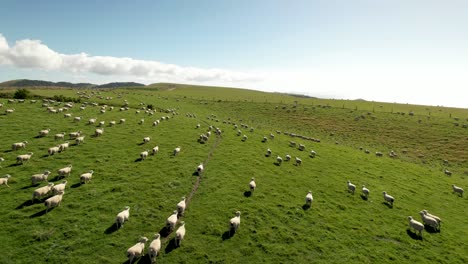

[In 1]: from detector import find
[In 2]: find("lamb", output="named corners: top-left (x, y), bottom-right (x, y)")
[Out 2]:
top-left (80, 170), bottom-right (94, 184)
top-left (175, 221), bottom-right (186, 247)
top-left (266, 148), bottom-right (272, 157)
top-left (48, 146), bottom-right (60, 156)
top-left (55, 132), bottom-right (65, 141)
top-left (452, 184), bottom-right (464, 197)
top-left (419, 211), bottom-right (440, 231)
top-left (166, 210), bottom-right (178, 231)
top-left (197, 163), bottom-right (204, 174)
top-left (140, 150), bottom-right (149, 160)
top-left (69, 131), bottom-right (81, 139)
top-left (58, 164), bottom-right (73, 178)
top-left (116, 206), bottom-right (130, 228)
top-left (45, 192), bottom-right (65, 213)
top-left (177, 196), bottom-right (186, 216)
top-left (39, 129), bottom-right (51, 137)
top-left (94, 128), bottom-right (104, 137)
top-left (362, 185), bottom-right (370, 199)
top-left (12, 141), bottom-right (28, 151)
top-left (421, 210), bottom-right (441, 225)
top-left (16, 152), bottom-right (33, 164)
top-left (249, 177), bottom-right (256, 192)
top-left (126, 237), bottom-right (148, 264)
top-left (75, 136), bottom-right (85, 145)
top-left (148, 234), bottom-right (161, 263)
top-left (408, 216), bottom-right (424, 237)
top-left (152, 146), bottom-right (159, 155)
top-left (229, 211), bottom-right (241, 236)
top-left (52, 180), bottom-right (68, 194)
top-left (32, 182), bottom-right (54, 201)
top-left (0, 174), bottom-right (12, 187)
top-left (295, 157), bottom-right (302, 166)
top-left (347, 180), bottom-right (356, 194)
top-left (382, 191), bottom-right (394, 206)
top-left (305, 191), bottom-right (313, 206)
top-left (173, 146), bottom-right (181, 156)
top-left (58, 142), bottom-right (70, 152)
top-left (31, 170), bottom-right (51, 185)
top-left (285, 154), bottom-right (291, 161)
top-left (143, 137), bottom-right (151, 144)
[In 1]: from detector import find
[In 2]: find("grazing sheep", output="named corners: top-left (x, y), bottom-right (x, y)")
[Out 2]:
top-left (48, 146), bottom-right (60, 156)
top-left (173, 146), bottom-right (181, 156)
top-left (305, 191), bottom-right (313, 206)
top-left (32, 182), bottom-right (54, 201)
top-left (73, 116), bottom-right (82, 122)
top-left (177, 197), bottom-right (186, 216)
top-left (197, 163), bottom-right (204, 174)
top-left (362, 185), bottom-right (370, 198)
top-left (126, 237), bottom-right (148, 264)
top-left (262, 136), bottom-right (268, 142)
top-left (39, 129), bottom-right (51, 137)
top-left (109, 120), bottom-right (116, 126)
top-left (31, 171), bottom-right (51, 185)
top-left (152, 146), bottom-right (159, 155)
top-left (16, 152), bottom-right (33, 164)
top-left (75, 136), bottom-right (85, 145)
top-left (0, 174), bottom-right (12, 187)
top-left (408, 216), bottom-right (424, 237)
top-left (419, 211), bottom-right (440, 231)
top-left (64, 113), bottom-right (72, 118)
top-left (347, 180), bottom-right (356, 194)
top-left (58, 142), bottom-right (70, 152)
top-left (88, 118), bottom-right (97, 125)
top-left (249, 177), bottom-right (256, 192)
top-left (444, 169), bottom-right (452, 176)
top-left (166, 210), bottom-right (178, 231)
top-left (285, 154), bottom-right (291, 161)
top-left (55, 132), bottom-right (65, 141)
top-left (175, 221), bottom-right (186, 247)
top-left (52, 180), bottom-right (67, 194)
top-left (421, 210), bottom-right (442, 225)
top-left (69, 131), bottom-right (81, 139)
top-left (295, 157), bottom-right (302, 166)
top-left (139, 119), bottom-right (144, 125)
top-left (276, 156), bottom-right (283, 165)
top-left (119, 118), bottom-right (126, 124)
top-left (310, 150), bottom-right (316, 158)
top-left (266, 148), bottom-right (272, 157)
top-left (98, 121), bottom-right (105, 127)
top-left (45, 192), bottom-right (65, 213)
top-left (196, 124), bottom-right (200, 129)
top-left (80, 170), bottom-right (94, 184)
top-left (116, 206), bottom-right (130, 228)
top-left (148, 234), bottom-right (161, 263)
top-left (58, 164), bottom-right (73, 178)
top-left (94, 128), bottom-right (104, 137)
top-left (5, 108), bottom-right (15, 114)
top-left (12, 141), bottom-right (28, 151)
top-left (375, 152), bottom-right (383, 157)
top-left (383, 191), bottom-right (394, 206)
top-left (242, 135), bottom-right (248, 141)
top-left (452, 184), bottom-right (464, 197)
top-left (140, 150), bottom-right (149, 160)
top-left (298, 144), bottom-right (305, 151)
top-left (229, 211), bottom-right (241, 235)
top-left (143, 137), bottom-right (151, 144)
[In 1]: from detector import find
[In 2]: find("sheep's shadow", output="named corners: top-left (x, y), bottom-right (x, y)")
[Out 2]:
top-left (302, 204), bottom-right (311, 210)
top-left (192, 171), bottom-right (200, 177)
top-left (222, 230), bottom-right (234, 240)
top-left (273, 162), bottom-right (281, 166)
top-left (244, 191), bottom-right (252, 197)
top-left (16, 200), bottom-right (36, 209)
top-left (360, 194), bottom-right (369, 201)
top-left (164, 238), bottom-right (177, 254)
top-left (34, 135), bottom-right (43, 139)
top-left (424, 225), bottom-right (440, 233)
top-left (7, 163), bottom-right (21, 167)
top-left (49, 175), bottom-right (63, 182)
top-left (137, 142), bottom-right (145, 146)
top-left (21, 185), bottom-right (37, 190)
top-left (264, 154), bottom-right (270, 157)
top-left (104, 223), bottom-right (119, 234)
top-left (41, 154), bottom-right (50, 158)
top-left (3, 149), bottom-right (12, 153)
top-left (406, 229), bottom-right (423, 240)
top-left (70, 182), bottom-right (81, 188)
top-left (30, 209), bottom-right (48, 218)
top-left (134, 158), bottom-right (143, 162)
top-left (159, 226), bottom-right (172, 238)
top-left (136, 255), bottom-right (152, 264)
top-left (382, 202), bottom-right (393, 208)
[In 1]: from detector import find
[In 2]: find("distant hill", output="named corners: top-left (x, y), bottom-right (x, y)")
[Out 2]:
top-left (0, 79), bottom-right (145, 89)
top-left (96, 82), bottom-right (145, 88)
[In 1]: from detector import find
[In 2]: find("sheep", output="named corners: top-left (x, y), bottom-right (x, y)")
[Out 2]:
top-left (75, 136), bottom-right (85, 145)
top-left (12, 141), bottom-right (28, 151)
top-left (52, 180), bottom-right (68, 194)
top-left (229, 211), bottom-right (241, 236)
top-left (98, 121), bottom-right (105, 127)
top-left (119, 118), bottom-right (126, 124)
top-left (32, 182), bottom-right (54, 201)
top-left (197, 163), bottom-right (204, 174)
top-left (45, 192), bottom-right (65, 213)
top-left (298, 144), bottom-right (305, 151)
top-left (48, 146), bottom-right (60, 156)
top-left (73, 116), bottom-right (82, 122)
top-left (31, 171), bottom-right (51, 185)
top-left (175, 221), bottom-right (186, 247)
top-left (88, 118), bottom-right (97, 124)
top-left (0, 157), bottom-right (4, 167)
top-left (80, 170), bottom-right (94, 184)
top-left (58, 142), bottom-right (70, 152)
top-left (347, 180), bottom-right (356, 194)
top-left (0, 174), bottom-right (12, 187)
top-left (148, 234), bottom-right (161, 263)
top-left (452, 184), bottom-right (464, 197)
top-left (375, 151), bottom-right (383, 157)
top-left (140, 150), bottom-right (149, 160)
top-left (242, 135), bottom-right (248, 141)
top-left (310, 150), bottom-right (316, 158)
top-left (143, 136), bottom-right (151, 144)
top-left (196, 124), bottom-right (200, 129)
top-left (64, 113), bottom-right (72, 118)
top-left (177, 197), bottom-right (186, 216)
top-left (262, 136), bottom-right (268, 142)
top-left (289, 141), bottom-right (296, 147)
top-left (266, 148), bottom-right (272, 157)
top-left (173, 146), bottom-right (181, 156)
top-left (421, 210), bottom-right (442, 226)
top-left (269, 133), bottom-right (275, 139)
top-left (408, 216), bottom-right (424, 237)
top-left (276, 156), bottom-right (283, 165)
top-left (444, 169), bottom-right (452, 176)
top-left (69, 131), bottom-right (81, 139)
top-left (16, 152), bottom-right (33, 164)
top-left (166, 210), bottom-right (178, 231)
top-left (249, 177), bottom-right (256, 192)
top-left (152, 121), bottom-right (159, 126)
top-left (139, 119), bottom-right (144, 125)
top-left (295, 157), bottom-right (302, 166)
top-left (419, 211), bottom-right (440, 231)
top-left (152, 146), bottom-right (159, 155)
top-left (383, 191), bottom-right (394, 206)
top-left (95, 128), bottom-right (104, 137)
top-left (126, 237), bottom-right (148, 264)
top-left (55, 132), bottom-right (65, 141)
top-left (39, 129), bottom-right (51, 137)
top-left (305, 191), bottom-right (313, 206)
top-left (116, 206), bottom-right (130, 228)
top-left (362, 185), bottom-right (370, 199)
top-left (58, 164), bottom-right (73, 178)
top-left (285, 154), bottom-right (291, 161)
top-left (5, 108), bottom-right (15, 114)
top-left (109, 120), bottom-right (116, 127)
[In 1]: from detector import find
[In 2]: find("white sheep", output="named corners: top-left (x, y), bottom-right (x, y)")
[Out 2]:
top-left (383, 191), bottom-right (394, 206)
top-left (175, 221), bottom-right (186, 247)
top-left (116, 206), bottom-right (130, 228)
top-left (16, 152), bottom-right (33, 164)
top-left (143, 137), bottom-right (151, 144)
top-left (58, 142), bottom-right (70, 152)
top-left (69, 131), bottom-right (81, 139)
top-left (177, 197), bottom-right (186, 216)
top-left (52, 180), bottom-right (67, 194)
top-left (452, 184), bottom-right (464, 197)
top-left (421, 210), bottom-right (441, 225)
top-left (249, 177), bottom-right (256, 192)
top-left (408, 216), bottom-right (424, 237)
top-left (173, 146), bottom-right (181, 156)
top-left (88, 118), bottom-right (97, 124)
top-left (262, 136), bottom-right (268, 142)
top-left (32, 182), bottom-right (54, 201)
top-left (31, 170), bottom-right (51, 185)
top-left (285, 154), bottom-right (291, 161)
top-left (45, 192), bottom-right (65, 213)
top-left (229, 211), bottom-right (241, 236)
top-left (140, 150), bottom-right (149, 160)
top-left (139, 118), bottom-right (144, 125)
top-left (197, 163), bottom-right (204, 174)
top-left (310, 150), bottom-right (316, 158)
top-left (39, 129), bottom-right (51, 137)
top-left (94, 128), bottom-right (104, 137)
top-left (55, 132), bottom-right (65, 141)
top-left (0, 157), bottom-right (5, 167)
top-left (266, 148), bottom-right (272, 157)
top-left (119, 118), bottom-right (126, 124)
top-left (362, 185), bottom-right (370, 198)
top-left (346, 180), bottom-right (356, 194)
top-left (58, 164), bottom-right (73, 178)
top-left (148, 234), bottom-right (161, 263)
top-left (152, 121), bottom-right (159, 126)
top-left (109, 120), bottom-right (116, 127)
top-left (73, 116), bottom-right (82, 122)
top-left (295, 157), bottom-right (302, 166)
top-left (98, 121), bottom-right (105, 127)
top-left (5, 108), bottom-right (15, 114)
top-left (0, 174), bottom-right (12, 187)
top-left (305, 191), bottom-right (313, 206)
top-left (75, 136), bottom-right (85, 145)
top-left (419, 211), bottom-right (440, 231)
top-left (298, 144), bottom-right (305, 151)
top-left (80, 170), bottom-right (94, 184)
top-left (48, 146), bottom-right (60, 156)
top-left (166, 210), bottom-right (178, 231)
top-left (152, 146), bottom-right (159, 155)
top-left (12, 141), bottom-right (28, 151)
top-left (126, 237), bottom-right (148, 264)
top-left (64, 113), bottom-right (72, 118)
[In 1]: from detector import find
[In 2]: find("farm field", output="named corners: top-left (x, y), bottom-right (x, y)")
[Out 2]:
top-left (0, 85), bottom-right (467, 264)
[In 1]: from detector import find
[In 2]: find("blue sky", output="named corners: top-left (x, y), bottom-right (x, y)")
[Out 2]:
top-left (0, 0), bottom-right (467, 107)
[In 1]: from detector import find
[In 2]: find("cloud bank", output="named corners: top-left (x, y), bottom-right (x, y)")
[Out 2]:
top-left (0, 34), bottom-right (259, 83)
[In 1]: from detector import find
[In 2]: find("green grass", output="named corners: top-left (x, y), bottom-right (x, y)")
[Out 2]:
top-left (0, 87), bottom-right (467, 264)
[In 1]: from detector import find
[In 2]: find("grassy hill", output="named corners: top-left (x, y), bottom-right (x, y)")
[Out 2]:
top-left (0, 86), bottom-right (466, 263)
